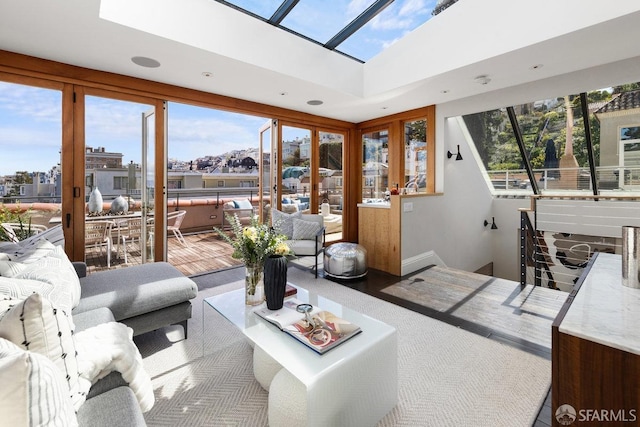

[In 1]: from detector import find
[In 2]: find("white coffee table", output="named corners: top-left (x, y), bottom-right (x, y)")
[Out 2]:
top-left (204, 286), bottom-right (397, 427)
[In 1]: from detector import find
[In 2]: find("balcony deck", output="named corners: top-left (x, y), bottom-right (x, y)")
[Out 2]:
top-left (85, 230), bottom-right (242, 276)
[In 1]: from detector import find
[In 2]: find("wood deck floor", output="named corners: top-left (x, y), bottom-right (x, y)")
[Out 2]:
top-left (85, 229), bottom-right (343, 276)
top-left (85, 230), bottom-right (241, 276)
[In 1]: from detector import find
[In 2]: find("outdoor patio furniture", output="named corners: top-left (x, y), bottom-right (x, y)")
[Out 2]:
top-left (167, 210), bottom-right (187, 246)
top-left (85, 220), bottom-right (114, 268)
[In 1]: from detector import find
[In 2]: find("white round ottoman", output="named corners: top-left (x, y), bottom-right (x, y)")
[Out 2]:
top-left (323, 242), bottom-right (368, 279)
top-left (252, 346), bottom-right (282, 391)
top-left (268, 368), bottom-right (307, 427)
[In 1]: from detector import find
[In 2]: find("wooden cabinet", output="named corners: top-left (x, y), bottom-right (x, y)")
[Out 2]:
top-left (552, 252), bottom-right (640, 426)
top-left (357, 197), bottom-right (401, 276)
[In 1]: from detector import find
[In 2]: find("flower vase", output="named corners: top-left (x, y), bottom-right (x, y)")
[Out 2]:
top-left (264, 255), bottom-right (288, 310)
top-left (245, 263), bottom-right (265, 306)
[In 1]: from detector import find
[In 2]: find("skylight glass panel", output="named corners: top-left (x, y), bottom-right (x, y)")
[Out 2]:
top-left (222, 0), bottom-right (283, 20)
top-left (337, 0), bottom-right (436, 61)
top-left (280, 0), bottom-right (375, 45)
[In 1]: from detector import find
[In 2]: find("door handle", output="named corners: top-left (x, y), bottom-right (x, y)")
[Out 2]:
top-left (66, 213), bottom-right (71, 228)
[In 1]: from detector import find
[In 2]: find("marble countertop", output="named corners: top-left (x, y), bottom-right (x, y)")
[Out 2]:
top-left (559, 252), bottom-right (640, 355)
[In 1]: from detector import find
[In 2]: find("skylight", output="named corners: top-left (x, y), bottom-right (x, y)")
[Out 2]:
top-left (216, 0), bottom-right (455, 62)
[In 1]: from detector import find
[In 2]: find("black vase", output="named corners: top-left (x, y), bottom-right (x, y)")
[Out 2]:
top-left (264, 255), bottom-right (288, 310)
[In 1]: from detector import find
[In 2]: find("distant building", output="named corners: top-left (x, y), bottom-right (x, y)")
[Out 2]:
top-left (85, 146), bottom-right (123, 169)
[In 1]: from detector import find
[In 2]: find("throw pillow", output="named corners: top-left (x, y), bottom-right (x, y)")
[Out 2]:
top-left (234, 199), bottom-right (254, 210)
top-left (1, 244), bottom-right (81, 312)
top-left (292, 218), bottom-right (323, 240)
top-left (0, 276), bottom-right (57, 310)
top-left (0, 294), bottom-right (89, 411)
top-left (271, 209), bottom-right (302, 239)
top-left (2, 238), bottom-right (57, 264)
top-left (0, 337), bottom-right (79, 427)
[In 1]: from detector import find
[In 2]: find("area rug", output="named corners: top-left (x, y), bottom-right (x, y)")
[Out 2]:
top-left (136, 267), bottom-right (551, 426)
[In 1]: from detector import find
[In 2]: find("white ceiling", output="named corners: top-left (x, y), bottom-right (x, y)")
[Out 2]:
top-left (1, 0), bottom-right (640, 123)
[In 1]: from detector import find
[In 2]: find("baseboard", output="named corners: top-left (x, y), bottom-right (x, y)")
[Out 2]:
top-left (401, 251), bottom-right (446, 276)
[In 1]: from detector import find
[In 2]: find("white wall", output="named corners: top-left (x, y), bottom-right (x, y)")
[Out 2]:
top-left (402, 56), bottom-right (640, 281)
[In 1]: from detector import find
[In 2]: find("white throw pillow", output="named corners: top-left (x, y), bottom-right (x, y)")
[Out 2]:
top-left (2, 244), bottom-right (81, 311)
top-left (0, 238), bottom-right (57, 265)
top-left (0, 337), bottom-right (79, 427)
top-left (234, 199), bottom-right (254, 210)
top-left (0, 294), bottom-right (89, 411)
top-left (271, 209), bottom-right (302, 239)
top-left (292, 218), bottom-right (322, 240)
top-left (0, 276), bottom-right (60, 309)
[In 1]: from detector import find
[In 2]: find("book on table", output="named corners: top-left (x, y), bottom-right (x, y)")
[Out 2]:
top-left (254, 298), bottom-right (362, 354)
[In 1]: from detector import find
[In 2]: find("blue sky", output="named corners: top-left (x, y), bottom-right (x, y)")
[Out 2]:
top-left (0, 82), bottom-right (277, 176)
top-left (229, 0), bottom-right (437, 61)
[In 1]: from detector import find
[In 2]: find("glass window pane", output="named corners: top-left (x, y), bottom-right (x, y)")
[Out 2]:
top-left (0, 81), bottom-right (62, 238)
top-left (281, 125), bottom-right (311, 205)
top-left (319, 131), bottom-right (343, 242)
top-left (223, 0), bottom-right (282, 19)
top-left (404, 119), bottom-right (427, 193)
top-left (336, 0), bottom-right (434, 61)
top-left (362, 129), bottom-right (388, 200)
top-left (461, 109), bottom-right (530, 192)
top-left (592, 84), bottom-right (640, 191)
top-left (281, 0), bottom-right (372, 44)
top-left (512, 94), bottom-right (591, 193)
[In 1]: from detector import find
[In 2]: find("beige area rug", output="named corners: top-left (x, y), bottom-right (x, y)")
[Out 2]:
top-left (136, 267), bottom-right (551, 426)
top-left (381, 265), bottom-right (568, 350)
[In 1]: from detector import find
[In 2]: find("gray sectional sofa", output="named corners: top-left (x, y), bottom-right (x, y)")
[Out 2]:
top-left (0, 231), bottom-right (199, 426)
top-left (72, 261), bottom-right (198, 338)
top-left (71, 261), bottom-right (198, 426)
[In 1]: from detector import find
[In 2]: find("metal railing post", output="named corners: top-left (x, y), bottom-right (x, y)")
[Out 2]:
top-left (520, 210), bottom-right (527, 286)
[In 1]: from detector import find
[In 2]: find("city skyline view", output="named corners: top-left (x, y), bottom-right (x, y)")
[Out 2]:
top-left (0, 81), bottom-right (311, 177)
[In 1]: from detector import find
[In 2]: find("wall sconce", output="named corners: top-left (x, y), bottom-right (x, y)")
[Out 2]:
top-left (447, 145), bottom-right (463, 161)
top-left (484, 217), bottom-right (498, 230)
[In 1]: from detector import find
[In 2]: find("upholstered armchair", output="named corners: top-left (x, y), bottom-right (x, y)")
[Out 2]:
top-left (272, 210), bottom-right (325, 278)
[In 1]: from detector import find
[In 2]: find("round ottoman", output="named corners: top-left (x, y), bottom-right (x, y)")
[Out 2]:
top-left (268, 369), bottom-right (307, 427)
top-left (253, 346), bottom-right (282, 391)
top-left (323, 242), bottom-right (367, 279)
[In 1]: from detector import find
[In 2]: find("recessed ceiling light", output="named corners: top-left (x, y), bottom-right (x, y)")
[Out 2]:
top-left (202, 71), bottom-right (213, 77)
top-left (131, 56), bottom-right (161, 68)
top-left (307, 100), bottom-right (323, 106)
top-left (474, 75), bottom-right (491, 85)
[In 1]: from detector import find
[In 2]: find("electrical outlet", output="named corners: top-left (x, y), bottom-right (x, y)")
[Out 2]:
top-left (403, 202), bottom-right (413, 212)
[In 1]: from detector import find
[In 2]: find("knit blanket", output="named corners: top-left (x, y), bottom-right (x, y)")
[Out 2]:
top-left (75, 322), bottom-right (155, 412)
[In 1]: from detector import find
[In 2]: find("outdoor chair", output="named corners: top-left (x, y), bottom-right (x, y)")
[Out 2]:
top-left (167, 210), bottom-right (188, 247)
top-left (118, 217), bottom-right (144, 264)
top-left (1, 222), bottom-right (48, 243)
top-left (85, 220), bottom-right (114, 268)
